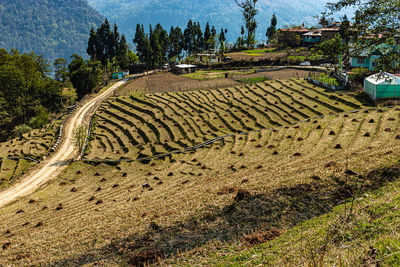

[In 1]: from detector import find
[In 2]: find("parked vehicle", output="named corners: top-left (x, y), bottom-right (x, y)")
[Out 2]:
top-left (300, 61), bottom-right (311, 66)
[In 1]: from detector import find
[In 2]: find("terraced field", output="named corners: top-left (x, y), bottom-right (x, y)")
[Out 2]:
top-left (1, 103), bottom-right (400, 265)
top-left (0, 118), bottom-right (64, 188)
top-left (87, 79), bottom-right (367, 161)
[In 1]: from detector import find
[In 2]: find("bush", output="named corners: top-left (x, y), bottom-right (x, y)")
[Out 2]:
top-left (287, 55), bottom-right (306, 64)
top-left (350, 67), bottom-right (370, 84)
top-left (13, 124), bottom-right (32, 137)
top-left (312, 73), bottom-right (341, 87)
top-left (307, 54), bottom-right (323, 61)
top-left (29, 107), bottom-right (50, 129)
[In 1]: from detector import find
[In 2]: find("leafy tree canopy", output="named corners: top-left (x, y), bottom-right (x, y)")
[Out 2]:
top-left (0, 49), bottom-right (62, 140)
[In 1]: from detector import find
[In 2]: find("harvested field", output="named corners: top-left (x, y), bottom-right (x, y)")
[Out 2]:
top-left (87, 79), bottom-right (366, 160)
top-left (0, 118), bottom-right (64, 188)
top-left (234, 69), bottom-right (313, 80)
top-left (1, 104), bottom-right (400, 265)
top-left (116, 72), bottom-right (240, 96)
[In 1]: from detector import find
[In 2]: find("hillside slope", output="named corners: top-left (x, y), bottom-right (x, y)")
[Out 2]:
top-left (88, 0), bottom-right (351, 43)
top-left (4, 79), bottom-right (400, 265)
top-left (0, 0), bottom-right (104, 62)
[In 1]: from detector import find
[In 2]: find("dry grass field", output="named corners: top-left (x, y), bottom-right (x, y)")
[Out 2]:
top-left (2, 78), bottom-right (399, 266)
top-left (116, 72), bottom-right (240, 95)
top-left (1, 104), bottom-right (400, 265)
top-left (234, 69), bottom-right (313, 80)
top-left (0, 117), bottom-right (64, 188)
top-left (87, 78), bottom-right (366, 161)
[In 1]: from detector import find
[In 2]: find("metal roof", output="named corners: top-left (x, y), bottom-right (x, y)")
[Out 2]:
top-left (175, 64), bottom-right (197, 69)
top-left (365, 72), bottom-right (400, 85)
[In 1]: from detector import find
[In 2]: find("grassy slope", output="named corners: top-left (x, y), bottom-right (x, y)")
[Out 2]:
top-left (0, 116), bottom-right (66, 189)
top-left (2, 80), bottom-right (400, 265)
top-left (169, 168), bottom-right (400, 266)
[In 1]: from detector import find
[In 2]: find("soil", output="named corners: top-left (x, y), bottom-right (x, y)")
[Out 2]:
top-left (117, 72), bottom-right (240, 95)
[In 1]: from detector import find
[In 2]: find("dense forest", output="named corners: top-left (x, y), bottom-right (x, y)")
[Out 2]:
top-left (0, 0), bottom-right (104, 63)
top-left (0, 49), bottom-right (62, 141)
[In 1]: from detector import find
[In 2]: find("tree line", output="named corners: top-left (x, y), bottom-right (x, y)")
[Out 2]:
top-left (87, 19), bottom-right (138, 71)
top-left (132, 20), bottom-right (227, 68)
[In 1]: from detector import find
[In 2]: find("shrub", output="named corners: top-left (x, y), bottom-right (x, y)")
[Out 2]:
top-left (312, 73), bottom-right (341, 87)
top-left (350, 67), bottom-right (369, 84)
top-left (29, 107), bottom-right (50, 129)
top-left (13, 124), bottom-right (32, 137)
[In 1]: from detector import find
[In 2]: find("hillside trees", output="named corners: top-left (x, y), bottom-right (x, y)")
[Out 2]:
top-left (0, 0), bottom-right (104, 64)
top-left (54, 58), bottom-right (68, 86)
top-left (133, 20), bottom-right (220, 67)
top-left (87, 19), bottom-right (134, 71)
top-left (68, 54), bottom-right (102, 100)
top-left (219, 28), bottom-right (228, 54)
top-left (236, 0), bottom-right (258, 48)
top-left (0, 49), bottom-right (62, 140)
top-left (169, 26), bottom-right (184, 61)
top-left (318, 34), bottom-right (343, 62)
top-left (328, 0), bottom-right (400, 71)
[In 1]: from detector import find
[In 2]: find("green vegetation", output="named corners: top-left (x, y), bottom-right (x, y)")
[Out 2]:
top-left (350, 67), bottom-right (370, 84)
top-left (183, 69), bottom-right (255, 80)
top-left (133, 20), bottom-right (221, 68)
top-left (68, 55), bottom-right (102, 100)
top-left (236, 0), bottom-right (258, 48)
top-left (0, 49), bottom-right (62, 141)
top-left (287, 55), bottom-right (306, 63)
top-left (183, 72), bottom-right (226, 80)
top-left (241, 48), bottom-right (276, 56)
top-left (0, 0), bottom-right (104, 63)
top-left (312, 73), bottom-right (341, 87)
top-left (88, 19), bottom-right (138, 71)
top-left (237, 76), bottom-right (269, 84)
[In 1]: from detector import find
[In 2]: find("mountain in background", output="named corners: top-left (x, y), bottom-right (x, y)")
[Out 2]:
top-left (88, 0), bottom-right (352, 45)
top-left (0, 0), bottom-right (104, 63)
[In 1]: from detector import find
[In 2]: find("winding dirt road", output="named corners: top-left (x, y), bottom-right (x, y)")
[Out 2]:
top-left (0, 79), bottom-right (128, 208)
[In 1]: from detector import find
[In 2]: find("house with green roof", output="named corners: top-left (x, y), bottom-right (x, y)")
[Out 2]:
top-left (349, 46), bottom-right (385, 71)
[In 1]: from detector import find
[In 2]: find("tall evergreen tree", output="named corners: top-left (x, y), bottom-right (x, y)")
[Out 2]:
top-left (87, 28), bottom-right (97, 61)
top-left (204, 22), bottom-right (211, 51)
top-left (266, 14), bottom-right (277, 43)
top-left (236, 0), bottom-right (258, 48)
top-left (184, 20), bottom-right (195, 55)
top-left (169, 26), bottom-right (184, 61)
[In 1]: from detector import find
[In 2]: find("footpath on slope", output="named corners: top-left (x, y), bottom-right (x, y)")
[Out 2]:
top-left (0, 75), bottom-right (138, 208)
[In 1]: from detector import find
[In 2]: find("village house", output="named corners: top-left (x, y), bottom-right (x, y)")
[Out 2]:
top-left (173, 64), bottom-right (197, 74)
top-left (277, 28), bottom-right (310, 46)
top-left (349, 45), bottom-right (387, 71)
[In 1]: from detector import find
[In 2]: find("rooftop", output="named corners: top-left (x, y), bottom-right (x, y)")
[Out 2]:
top-left (366, 72), bottom-right (400, 85)
top-left (175, 64), bottom-right (197, 69)
top-left (279, 28), bottom-right (309, 33)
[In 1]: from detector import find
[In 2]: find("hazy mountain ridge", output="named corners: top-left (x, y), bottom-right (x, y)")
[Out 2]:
top-left (0, 0), bottom-right (104, 62)
top-left (88, 0), bottom-right (347, 44)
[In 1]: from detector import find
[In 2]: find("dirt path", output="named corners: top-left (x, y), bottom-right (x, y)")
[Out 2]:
top-left (0, 79), bottom-right (128, 208)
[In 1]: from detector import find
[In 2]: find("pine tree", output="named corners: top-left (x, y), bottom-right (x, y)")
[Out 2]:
top-left (266, 14), bottom-right (277, 43)
top-left (236, 0), bottom-right (258, 48)
top-left (204, 22), bottom-right (211, 51)
top-left (87, 27), bottom-right (97, 61)
top-left (184, 20), bottom-right (195, 55)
